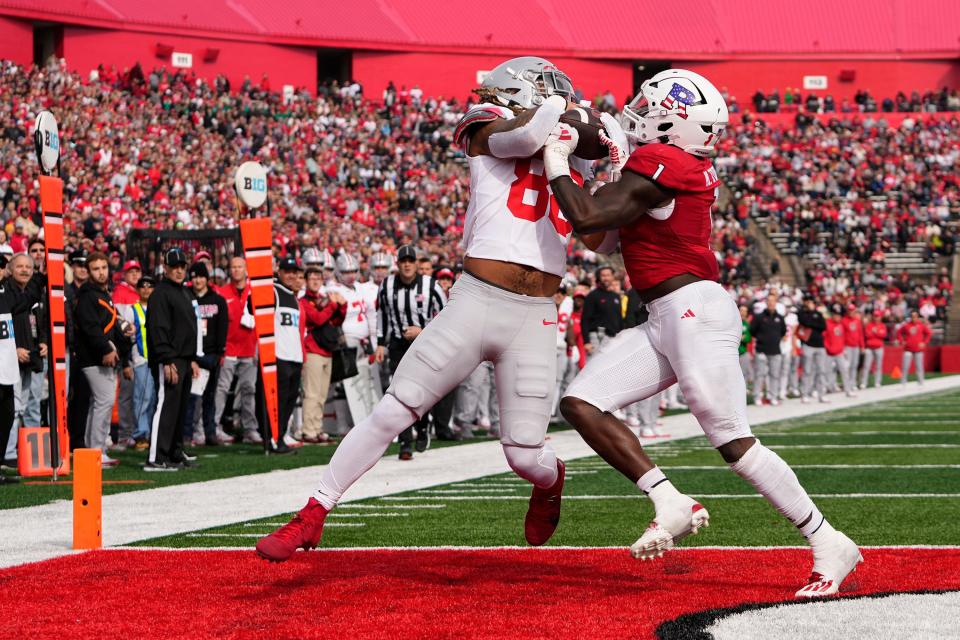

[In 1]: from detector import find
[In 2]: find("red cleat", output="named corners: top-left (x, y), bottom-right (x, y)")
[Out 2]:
top-left (255, 498), bottom-right (329, 563)
top-left (524, 459), bottom-right (565, 546)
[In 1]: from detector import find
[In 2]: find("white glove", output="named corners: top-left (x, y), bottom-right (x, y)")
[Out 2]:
top-left (598, 112), bottom-right (629, 177)
top-left (543, 122), bottom-right (578, 181)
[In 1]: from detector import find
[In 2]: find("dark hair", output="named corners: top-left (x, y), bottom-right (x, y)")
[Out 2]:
top-left (305, 267), bottom-right (323, 277)
top-left (87, 251), bottom-right (109, 267)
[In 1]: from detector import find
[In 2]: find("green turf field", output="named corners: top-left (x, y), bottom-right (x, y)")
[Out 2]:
top-left (136, 388), bottom-right (960, 549)
top-left (0, 435), bottom-right (490, 510)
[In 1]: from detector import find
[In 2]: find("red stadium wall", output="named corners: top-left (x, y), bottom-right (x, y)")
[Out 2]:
top-left (352, 51), bottom-right (632, 105)
top-left (0, 15), bottom-right (32, 67)
top-left (61, 27), bottom-right (316, 93)
top-left (683, 60), bottom-right (960, 105)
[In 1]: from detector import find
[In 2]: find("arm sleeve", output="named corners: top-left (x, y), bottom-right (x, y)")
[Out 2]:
top-left (487, 95), bottom-right (566, 159)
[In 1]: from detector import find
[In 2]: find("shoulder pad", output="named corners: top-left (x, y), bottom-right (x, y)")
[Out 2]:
top-left (453, 104), bottom-right (511, 147)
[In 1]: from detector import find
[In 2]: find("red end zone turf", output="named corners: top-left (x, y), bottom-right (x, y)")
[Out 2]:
top-left (1, 548), bottom-right (958, 639)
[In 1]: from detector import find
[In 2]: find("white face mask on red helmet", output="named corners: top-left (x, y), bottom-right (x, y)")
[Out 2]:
top-left (620, 69), bottom-right (728, 158)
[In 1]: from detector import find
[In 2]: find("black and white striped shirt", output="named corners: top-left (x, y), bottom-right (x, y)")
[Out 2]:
top-left (377, 274), bottom-right (446, 344)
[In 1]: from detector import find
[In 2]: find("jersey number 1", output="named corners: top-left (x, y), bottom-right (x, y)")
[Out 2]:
top-left (506, 159), bottom-right (583, 236)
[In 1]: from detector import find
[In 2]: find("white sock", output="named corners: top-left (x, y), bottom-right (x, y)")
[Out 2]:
top-left (729, 440), bottom-right (829, 539)
top-left (637, 467), bottom-right (684, 512)
top-left (312, 393), bottom-right (416, 509)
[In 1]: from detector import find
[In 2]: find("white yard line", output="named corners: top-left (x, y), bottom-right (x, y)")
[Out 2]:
top-left (2, 376), bottom-right (958, 569)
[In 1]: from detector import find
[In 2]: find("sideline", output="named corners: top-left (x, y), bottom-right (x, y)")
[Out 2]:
top-left (1, 377), bottom-right (957, 569)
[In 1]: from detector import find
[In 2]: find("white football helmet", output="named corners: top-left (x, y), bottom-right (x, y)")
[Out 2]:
top-left (620, 69), bottom-right (728, 157)
top-left (481, 56), bottom-right (575, 110)
top-left (302, 247), bottom-right (322, 266)
top-left (321, 249), bottom-right (335, 271)
top-left (370, 252), bottom-right (393, 269)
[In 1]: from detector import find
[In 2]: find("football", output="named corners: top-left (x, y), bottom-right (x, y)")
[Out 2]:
top-left (559, 106), bottom-right (610, 160)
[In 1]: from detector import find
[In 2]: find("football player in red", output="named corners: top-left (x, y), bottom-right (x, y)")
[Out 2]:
top-left (544, 69), bottom-right (861, 598)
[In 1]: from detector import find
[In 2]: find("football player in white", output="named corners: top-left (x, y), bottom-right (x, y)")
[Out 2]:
top-left (258, 56), bottom-right (616, 562)
top-left (326, 253), bottom-right (382, 426)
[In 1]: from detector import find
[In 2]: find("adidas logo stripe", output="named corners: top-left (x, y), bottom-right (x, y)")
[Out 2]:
top-left (680, 308), bottom-right (696, 319)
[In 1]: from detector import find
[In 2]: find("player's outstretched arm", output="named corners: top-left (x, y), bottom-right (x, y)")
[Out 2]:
top-left (551, 171), bottom-right (671, 234)
top-left (467, 95), bottom-right (568, 158)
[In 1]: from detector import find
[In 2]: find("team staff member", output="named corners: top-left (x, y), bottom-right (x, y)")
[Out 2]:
top-left (749, 294), bottom-right (786, 406)
top-left (841, 307), bottom-right (865, 391)
top-left (581, 266), bottom-right (621, 355)
top-left (186, 262), bottom-right (228, 446)
top-left (798, 297), bottom-right (828, 403)
top-left (214, 257), bottom-right (260, 444)
top-left (824, 306), bottom-right (854, 397)
top-left (113, 260), bottom-right (142, 447)
top-left (897, 311), bottom-right (932, 387)
top-left (374, 244), bottom-right (445, 459)
top-left (300, 266), bottom-right (346, 444)
top-left (65, 250), bottom-right (90, 450)
top-left (0, 253), bottom-right (44, 484)
top-left (145, 247), bottom-right (199, 471)
top-left (75, 252), bottom-right (131, 467)
top-left (273, 258), bottom-right (307, 450)
top-left (860, 309), bottom-right (888, 389)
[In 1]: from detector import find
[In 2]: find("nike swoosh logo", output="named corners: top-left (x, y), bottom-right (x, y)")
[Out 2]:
top-left (542, 320), bottom-right (557, 326)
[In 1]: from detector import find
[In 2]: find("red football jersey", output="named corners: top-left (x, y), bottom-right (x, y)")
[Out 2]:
top-left (619, 143), bottom-right (720, 290)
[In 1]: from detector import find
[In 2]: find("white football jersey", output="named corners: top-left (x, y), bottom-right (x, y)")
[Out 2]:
top-left (327, 283), bottom-right (377, 346)
top-left (556, 296), bottom-right (574, 349)
top-left (458, 104), bottom-right (593, 278)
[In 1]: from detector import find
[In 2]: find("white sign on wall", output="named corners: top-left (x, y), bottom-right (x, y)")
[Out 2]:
top-left (171, 52), bottom-right (193, 69)
top-left (803, 75), bottom-right (828, 90)
top-left (476, 70), bottom-right (490, 85)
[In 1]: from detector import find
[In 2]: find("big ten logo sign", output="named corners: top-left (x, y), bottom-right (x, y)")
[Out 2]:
top-left (44, 129), bottom-right (59, 151)
top-left (243, 176), bottom-right (267, 192)
top-left (0, 316), bottom-right (13, 340)
top-left (802, 75), bottom-right (828, 91)
top-left (279, 310), bottom-right (300, 327)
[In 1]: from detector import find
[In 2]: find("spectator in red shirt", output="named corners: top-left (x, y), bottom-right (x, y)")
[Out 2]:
top-left (213, 256), bottom-right (261, 444)
top-left (300, 266), bottom-right (347, 444)
top-left (896, 311), bottom-right (932, 387)
top-left (860, 309), bottom-right (888, 389)
top-left (841, 306), bottom-right (865, 394)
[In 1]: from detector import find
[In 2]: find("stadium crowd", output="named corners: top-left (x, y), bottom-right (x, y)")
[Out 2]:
top-left (0, 58), bottom-right (951, 473)
top-left (736, 87), bottom-right (960, 114)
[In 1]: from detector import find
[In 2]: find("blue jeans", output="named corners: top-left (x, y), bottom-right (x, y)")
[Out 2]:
top-left (132, 364), bottom-right (157, 441)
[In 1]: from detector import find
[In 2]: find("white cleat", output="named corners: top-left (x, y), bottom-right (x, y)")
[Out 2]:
top-left (630, 500), bottom-right (709, 560)
top-left (795, 530), bottom-right (863, 598)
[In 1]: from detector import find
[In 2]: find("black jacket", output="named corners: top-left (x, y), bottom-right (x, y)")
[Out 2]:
top-left (191, 288), bottom-right (228, 359)
top-left (749, 310), bottom-right (787, 355)
top-left (75, 280), bottom-right (130, 368)
top-left (582, 288), bottom-right (623, 339)
top-left (797, 308), bottom-right (827, 348)
top-left (147, 277), bottom-right (198, 366)
top-left (12, 280), bottom-right (47, 373)
top-left (0, 273), bottom-right (45, 378)
top-left (623, 289), bottom-right (646, 329)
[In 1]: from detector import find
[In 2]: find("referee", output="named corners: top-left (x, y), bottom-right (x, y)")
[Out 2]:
top-left (374, 245), bottom-right (445, 459)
